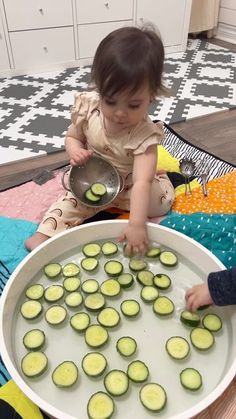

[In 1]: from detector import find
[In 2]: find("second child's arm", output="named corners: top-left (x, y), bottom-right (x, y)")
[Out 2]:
top-left (118, 144), bottom-right (157, 255)
top-left (65, 124), bottom-right (93, 166)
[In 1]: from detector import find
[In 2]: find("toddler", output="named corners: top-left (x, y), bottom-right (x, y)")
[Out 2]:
top-left (25, 25), bottom-right (175, 254)
top-left (186, 267), bottom-right (236, 311)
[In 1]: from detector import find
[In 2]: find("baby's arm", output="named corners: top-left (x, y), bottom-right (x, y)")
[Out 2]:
top-left (119, 144), bottom-right (157, 255)
top-left (65, 124), bottom-right (93, 166)
top-left (185, 284), bottom-right (213, 312)
top-left (185, 268), bottom-right (236, 311)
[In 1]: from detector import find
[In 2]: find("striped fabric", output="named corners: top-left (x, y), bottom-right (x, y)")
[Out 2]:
top-left (162, 123), bottom-right (235, 182)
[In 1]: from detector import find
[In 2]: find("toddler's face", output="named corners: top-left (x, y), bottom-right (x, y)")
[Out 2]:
top-left (101, 83), bottom-right (152, 133)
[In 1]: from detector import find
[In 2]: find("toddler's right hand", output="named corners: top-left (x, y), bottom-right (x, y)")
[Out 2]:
top-left (185, 283), bottom-right (213, 312)
top-left (69, 148), bottom-right (93, 166)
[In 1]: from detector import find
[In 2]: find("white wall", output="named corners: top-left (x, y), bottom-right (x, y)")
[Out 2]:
top-left (216, 0), bottom-right (236, 44)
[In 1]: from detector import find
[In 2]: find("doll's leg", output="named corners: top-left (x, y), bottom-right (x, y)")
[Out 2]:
top-left (25, 192), bottom-right (103, 251)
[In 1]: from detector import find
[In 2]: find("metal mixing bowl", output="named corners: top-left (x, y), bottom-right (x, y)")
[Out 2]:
top-left (62, 155), bottom-right (123, 207)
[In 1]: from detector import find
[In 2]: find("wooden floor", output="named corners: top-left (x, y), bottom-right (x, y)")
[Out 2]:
top-left (0, 37), bottom-right (235, 191)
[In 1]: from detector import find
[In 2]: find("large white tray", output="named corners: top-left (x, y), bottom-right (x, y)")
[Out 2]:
top-left (1, 220), bottom-right (236, 419)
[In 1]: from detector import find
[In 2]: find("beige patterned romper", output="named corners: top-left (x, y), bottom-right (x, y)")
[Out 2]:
top-left (37, 92), bottom-right (175, 237)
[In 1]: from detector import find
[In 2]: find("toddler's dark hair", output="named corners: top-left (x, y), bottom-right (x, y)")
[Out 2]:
top-left (91, 25), bottom-right (165, 98)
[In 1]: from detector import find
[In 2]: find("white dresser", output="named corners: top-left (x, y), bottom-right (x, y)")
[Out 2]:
top-left (0, 0), bottom-right (192, 75)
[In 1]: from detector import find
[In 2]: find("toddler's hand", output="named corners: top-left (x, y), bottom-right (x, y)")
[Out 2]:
top-left (69, 148), bottom-right (93, 166)
top-left (118, 223), bottom-right (149, 256)
top-left (185, 283), bottom-right (213, 312)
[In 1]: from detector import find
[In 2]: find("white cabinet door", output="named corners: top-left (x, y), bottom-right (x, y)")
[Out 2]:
top-left (76, 0), bottom-right (133, 23)
top-left (136, 0), bottom-right (192, 53)
top-left (10, 27), bottom-right (75, 69)
top-left (78, 20), bottom-right (133, 59)
top-left (4, 0), bottom-right (73, 31)
top-left (0, 14), bottom-right (9, 70)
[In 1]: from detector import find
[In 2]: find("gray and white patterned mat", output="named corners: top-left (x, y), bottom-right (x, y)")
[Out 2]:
top-left (0, 38), bottom-right (236, 165)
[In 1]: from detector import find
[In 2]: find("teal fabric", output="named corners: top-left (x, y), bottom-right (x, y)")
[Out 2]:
top-left (0, 216), bottom-right (37, 281)
top-left (160, 212), bottom-right (236, 269)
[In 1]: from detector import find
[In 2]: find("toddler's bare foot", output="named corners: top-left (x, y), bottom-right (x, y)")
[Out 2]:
top-left (25, 232), bottom-right (49, 251)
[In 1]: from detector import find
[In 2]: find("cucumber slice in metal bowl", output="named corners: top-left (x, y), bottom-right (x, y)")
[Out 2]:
top-left (87, 391), bottom-right (114, 419)
top-left (139, 382), bottom-right (167, 412)
top-left (52, 361), bottom-right (78, 387)
top-left (91, 183), bottom-right (107, 197)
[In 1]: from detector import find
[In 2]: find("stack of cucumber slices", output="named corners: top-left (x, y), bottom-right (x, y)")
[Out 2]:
top-left (19, 240), bottom-right (224, 418)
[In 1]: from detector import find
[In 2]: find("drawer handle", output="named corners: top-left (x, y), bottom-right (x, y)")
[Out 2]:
top-left (39, 8), bottom-right (44, 14)
top-left (104, 2), bottom-right (109, 7)
top-left (43, 46), bottom-right (48, 53)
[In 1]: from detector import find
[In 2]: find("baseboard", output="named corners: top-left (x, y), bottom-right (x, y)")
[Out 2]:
top-left (216, 23), bottom-right (236, 45)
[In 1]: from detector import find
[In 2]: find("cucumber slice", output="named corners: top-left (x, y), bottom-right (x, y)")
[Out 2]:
top-left (65, 291), bottom-right (83, 308)
top-left (85, 188), bottom-right (101, 203)
top-left (52, 361), bottom-right (78, 387)
top-left (70, 312), bottom-right (90, 332)
top-left (146, 246), bottom-right (161, 258)
top-left (166, 336), bottom-right (190, 360)
top-left (129, 258), bottom-right (147, 272)
top-left (180, 368), bottom-right (202, 391)
top-left (44, 262), bottom-right (62, 279)
top-left (202, 313), bottom-right (222, 332)
top-left (82, 279), bottom-right (99, 294)
top-left (100, 279), bottom-right (121, 297)
top-left (116, 336), bottom-right (137, 357)
top-left (140, 383), bottom-right (167, 412)
top-left (136, 270), bottom-right (154, 286)
top-left (45, 305), bottom-right (67, 325)
top-left (104, 369), bottom-right (129, 397)
top-left (180, 311), bottom-right (201, 327)
top-left (85, 324), bottom-right (109, 348)
top-left (91, 183), bottom-right (107, 197)
top-left (87, 392), bottom-right (114, 419)
top-left (82, 352), bottom-right (107, 377)
top-left (63, 262), bottom-right (80, 277)
top-left (63, 276), bottom-right (81, 292)
top-left (20, 300), bottom-right (43, 320)
top-left (127, 360), bottom-right (149, 383)
top-left (44, 285), bottom-right (64, 303)
top-left (23, 329), bottom-right (45, 351)
top-left (141, 286), bottom-right (159, 303)
top-left (101, 241), bottom-right (118, 256)
top-left (81, 257), bottom-right (99, 272)
top-left (97, 307), bottom-right (120, 328)
top-left (21, 351), bottom-right (48, 378)
top-left (104, 260), bottom-right (123, 277)
top-left (190, 327), bottom-right (215, 350)
top-left (25, 284), bottom-right (44, 300)
top-left (82, 243), bottom-right (101, 257)
top-left (84, 293), bottom-right (106, 312)
top-left (153, 296), bottom-right (174, 316)
top-left (153, 274), bottom-right (171, 290)
top-left (117, 273), bottom-right (134, 289)
top-left (120, 299), bottom-right (140, 317)
top-left (159, 250), bottom-right (178, 267)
